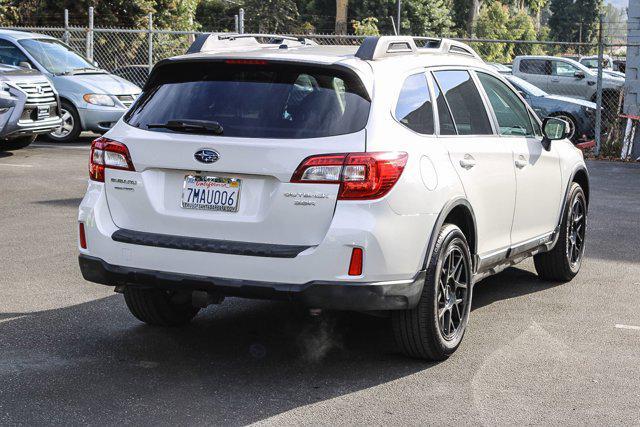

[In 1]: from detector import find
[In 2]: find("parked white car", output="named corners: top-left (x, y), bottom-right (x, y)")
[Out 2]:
top-left (78, 35), bottom-right (589, 360)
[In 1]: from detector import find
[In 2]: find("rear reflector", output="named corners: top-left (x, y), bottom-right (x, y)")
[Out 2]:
top-left (348, 247), bottom-right (363, 276)
top-left (79, 223), bottom-right (87, 249)
top-left (89, 137), bottom-right (135, 182)
top-left (291, 152), bottom-right (408, 200)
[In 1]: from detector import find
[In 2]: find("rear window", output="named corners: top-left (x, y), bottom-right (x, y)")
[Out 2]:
top-left (519, 59), bottom-right (551, 75)
top-left (124, 61), bottom-right (370, 139)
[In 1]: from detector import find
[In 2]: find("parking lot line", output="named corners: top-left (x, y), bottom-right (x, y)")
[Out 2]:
top-left (614, 324), bottom-right (640, 331)
top-left (0, 163), bottom-right (33, 168)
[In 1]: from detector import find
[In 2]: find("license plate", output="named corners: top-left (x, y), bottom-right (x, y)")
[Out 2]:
top-left (37, 105), bottom-right (50, 120)
top-left (181, 175), bottom-right (241, 212)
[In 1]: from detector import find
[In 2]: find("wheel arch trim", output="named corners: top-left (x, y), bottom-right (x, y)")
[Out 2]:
top-left (421, 197), bottom-right (478, 271)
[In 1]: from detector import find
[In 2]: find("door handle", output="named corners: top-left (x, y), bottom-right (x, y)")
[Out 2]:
top-left (515, 155), bottom-right (527, 169)
top-left (459, 154), bottom-right (476, 170)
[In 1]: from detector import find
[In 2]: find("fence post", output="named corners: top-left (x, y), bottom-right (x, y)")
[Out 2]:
top-left (396, 0), bottom-right (402, 35)
top-left (86, 6), bottom-right (94, 62)
top-left (239, 8), bottom-right (244, 34)
top-left (148, 13), bottom-right (153, 73)
top-left (594, 14), bottom-right (604, 156)
top-left (63, 9), bottom-right (70, 44)
top-left (235, 15), bottom-right (239, 33)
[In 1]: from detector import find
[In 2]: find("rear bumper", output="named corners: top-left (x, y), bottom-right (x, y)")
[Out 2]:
top-left (79, 254), bottom-right (425, 310)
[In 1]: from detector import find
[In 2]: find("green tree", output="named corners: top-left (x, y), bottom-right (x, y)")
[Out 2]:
top-left (474, 1), bottom-right (541, 62)
top-left (196, 0), bottom-right (238, 31)
top-left (548, 0), bottom-right (603, 43)
top-left (244, 0), bottom-right (300, 33)
top-left (352, 16), bottom-right (380, 35)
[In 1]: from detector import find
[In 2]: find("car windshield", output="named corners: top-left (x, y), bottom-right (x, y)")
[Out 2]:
top-left (125, 61), bottom-right (371, 139)
top-left (507, 76), bottom-right (546, 97)
top-left (19, 38), bottom-right (94, 74)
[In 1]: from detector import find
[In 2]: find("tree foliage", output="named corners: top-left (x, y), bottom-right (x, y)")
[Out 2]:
top-left (548, 0), bottom-right (603, 43)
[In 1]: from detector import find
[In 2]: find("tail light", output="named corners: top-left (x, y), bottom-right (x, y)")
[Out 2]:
top-left (89, 137), bottom-right (135, 182)
top-left (291, 152), bottom-right (407, 200)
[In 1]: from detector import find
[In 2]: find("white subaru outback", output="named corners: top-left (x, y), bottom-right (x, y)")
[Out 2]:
top-left (78, 35), bottom-right (589, 360)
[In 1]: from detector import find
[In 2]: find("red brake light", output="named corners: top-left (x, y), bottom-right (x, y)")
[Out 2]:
top-left (89, 137), bottom-right (135, 182)
top-left (225, 59), bottom-right (268, 65)
top-left (291, 152), bottom-right (408, 200)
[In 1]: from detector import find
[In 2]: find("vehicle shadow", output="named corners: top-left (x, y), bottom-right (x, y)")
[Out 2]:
top-left (0, 266), bottom-right (553, 424)
top-left (0, 150), bottom-right (13, 157)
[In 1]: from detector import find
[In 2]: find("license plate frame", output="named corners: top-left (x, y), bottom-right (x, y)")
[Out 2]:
top-left (37, 105), bottom-right (50, 120)
top-left (181, 175), bottom-right (241, 212)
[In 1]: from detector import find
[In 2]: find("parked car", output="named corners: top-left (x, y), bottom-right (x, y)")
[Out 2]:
top-left (112, 65), bottom-right (150, 89)
top-left (579, 54), bottom-right (625, 78)
top-left (0, 30), bottom-right (142, 143)
top-left (78, 35), bottom-right (589, 361)
top-left (0, 64), bottom-right (61, 149)
top-left (506, 74), bottom-right (596, 145)
top-left (512, 55), bottom-right (624, 105)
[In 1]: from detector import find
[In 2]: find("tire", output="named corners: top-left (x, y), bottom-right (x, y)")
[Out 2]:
top-left (550, 113), bottom-right (577, 143)
top-left (123, 287), bottom-right (200, 327)
top-left (392, 224), bottom-right (473, 361)
top-left (47, 101), bottom-right (81, 143)
top-left (2, 135), bottom-right (36, 150)
top-left (534, 182), bottom-right (587, 282)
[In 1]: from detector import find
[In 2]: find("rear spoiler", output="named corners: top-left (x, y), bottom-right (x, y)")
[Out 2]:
top-left (186, 33), bottom-right (317, 55)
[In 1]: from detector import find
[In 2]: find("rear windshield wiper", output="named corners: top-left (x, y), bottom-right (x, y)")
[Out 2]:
top-left (147, 119), bottom-right (224, 135)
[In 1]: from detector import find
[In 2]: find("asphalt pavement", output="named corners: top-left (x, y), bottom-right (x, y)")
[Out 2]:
top-left (1, 141), bottom-right (639, 425)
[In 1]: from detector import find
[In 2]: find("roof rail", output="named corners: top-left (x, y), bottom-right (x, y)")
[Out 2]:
top-left (186, 33), bottom-right (317, 55)
top-left (354, 36), bottom-right (482, 61)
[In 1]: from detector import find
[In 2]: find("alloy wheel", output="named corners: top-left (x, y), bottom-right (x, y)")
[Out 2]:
top-left (567, 194), bottom-right (586, 267)
top-left (437, 243), bottom-right (470, 340)
top-left (51, 108), bottom-right (74, 138)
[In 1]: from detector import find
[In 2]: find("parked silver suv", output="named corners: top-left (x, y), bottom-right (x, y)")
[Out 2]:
top-left (0, 30), bottom-right (141, 142)
top-left (512, 55), bottom-right (624, 103)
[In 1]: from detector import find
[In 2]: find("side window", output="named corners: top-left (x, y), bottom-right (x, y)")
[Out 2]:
top-left (0, 39), bottom-right (30, 67)
top-left (477, 72), bottom-right (534, 137)
top-left (395, 73), bottom-right (434, 134)
top-left (519, 59), bottom-right (551, 75)
top-left (530, 111), bottom-right (542, 137)
top-left (433, 78), bottom-right (456, 135)
top-left (432, 70), bottom-right (493, 135)
top-left (553, 60), bottom-right (579, 77)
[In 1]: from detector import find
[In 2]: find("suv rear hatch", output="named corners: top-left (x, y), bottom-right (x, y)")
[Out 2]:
top-left (103, 59), bottom-right (371, 247)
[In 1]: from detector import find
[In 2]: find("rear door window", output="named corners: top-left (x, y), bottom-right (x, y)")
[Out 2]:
top-left (395, 73), bottom-right (434, 134)
top-left (432, 70), bottom-right (493, 135)
top-left (125, 61), bottom-right (370, 139)
top-left (519, 59), bottom-right (551, 75)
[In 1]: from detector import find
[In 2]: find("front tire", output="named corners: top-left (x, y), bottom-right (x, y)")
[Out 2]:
top-left (2, 135), bottom-right (36, 150)
top-left (392, 224), bottom-right (473, 361)
top-left (534, 182), bottom-right (587, 282)
top-left (47, 101), bottom-right (81, 143)
top-left (124, 287), bottom-right (200, 326)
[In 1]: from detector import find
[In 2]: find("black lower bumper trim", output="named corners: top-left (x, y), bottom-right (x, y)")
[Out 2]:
top-left (79, 254), bottom-right (425, 311)
top-left (111, 228), bottom-right (311, 258)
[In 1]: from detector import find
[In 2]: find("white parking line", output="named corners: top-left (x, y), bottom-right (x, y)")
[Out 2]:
top-left (31, 143), bottom-right (89, 150)
top-left (615, 324), bottom-right (640, 331)
top-left (0, 163), bottom-right (33, 168)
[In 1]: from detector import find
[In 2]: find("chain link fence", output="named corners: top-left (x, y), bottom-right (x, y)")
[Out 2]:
top-left (1, 13), bottom-right (632, 157)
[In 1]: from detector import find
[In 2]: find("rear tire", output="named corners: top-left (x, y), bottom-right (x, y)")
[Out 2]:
top-left (2, 135), bottom-right (36, 150)
top-left (124, 287), bottom-right (200, 326)
top-left (392, 224), bottom-right (473, 361)
top-left (534, 182), bottom-right (587, 282)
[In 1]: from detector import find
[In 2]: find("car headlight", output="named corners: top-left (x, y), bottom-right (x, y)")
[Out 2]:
top-left (83, 93), bottom-right (115, 107)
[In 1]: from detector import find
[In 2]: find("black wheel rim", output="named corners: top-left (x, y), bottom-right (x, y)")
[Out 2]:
top-left (437, 244), bottom-right (470, 340)
top-left (567, 194), bottom-right (586, 267)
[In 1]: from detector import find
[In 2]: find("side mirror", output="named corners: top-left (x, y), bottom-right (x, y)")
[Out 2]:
top-left (18, 61), bottom-right (32, 69)
top-left (574, 70), bottom-right (585, 79)
top-left (518, 91), bottom-right (528, 99)
top-left (93, 61), bottom-right (99, 67)
top-left (541, 117), bottom-right (570, 151)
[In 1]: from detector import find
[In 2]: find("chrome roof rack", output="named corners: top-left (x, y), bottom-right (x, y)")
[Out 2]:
top-left (187, 33), bottom-right (318, 54)
top-left (354, 36), bottom-right (482, 61)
